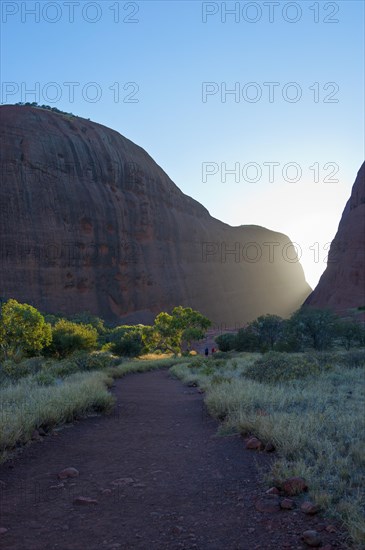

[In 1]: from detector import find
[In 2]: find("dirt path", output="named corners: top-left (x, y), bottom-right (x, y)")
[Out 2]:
top-left (0, 370), bottom-right (345, 550)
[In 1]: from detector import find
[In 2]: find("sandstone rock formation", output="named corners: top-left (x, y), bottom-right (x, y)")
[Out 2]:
top-left (305, 162), bottom-right (365, 315)
top-left (0, 105), bottom-right (311, 325)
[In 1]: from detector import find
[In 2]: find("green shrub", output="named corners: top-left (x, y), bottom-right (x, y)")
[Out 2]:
top-left (33, 370), bottom-right (56, 386)
top-left (215, 333), bottom-right (237, 352)
top-left (211, 374), bottom-right (229, 385)
top-left (111, 329), bottom-right (143, 357)
top-left (211, 358), bottom-right (226, 368)
top-left (245, 352), bottom-right (322, 383)
top-left (47, 319), bottom-right (98, 357)
top-left (190, 356), bottom-right (209, 368)
top-left (307, 351), bottom-right (341, 368)
top-left (1, 360), bottom-right (32, 380)
top-left (337, 350), bottom-right (365, 369)
top-left (200, 364), bottom-right (215, 376)
top-left (44, 358), bottom-right (79, 378)
top-left (72, 351), bottom-right (119, 371)
top-left (235, 327), bottom-right (260, 351)
top-left (0, 299), bottom-right (52, 359)
top-left (42, 351), bottom-right (118, 378)
top-left (288, 308), bottom-right (338, 351)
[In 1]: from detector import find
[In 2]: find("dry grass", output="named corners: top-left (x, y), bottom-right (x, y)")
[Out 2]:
top-left (170, 353), bottom-right (365, 547)
top-left (0, 355), bottom-right (186, 463)
top-left (0, 370), bottom-right (115, 462)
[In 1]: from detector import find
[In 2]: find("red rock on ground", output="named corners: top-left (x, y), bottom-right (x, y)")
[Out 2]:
top-left (302, 529), bottom-right (322, 547)
top-left (58, 467), bottom-right (79, 479)
top-left (280, 498), bottom-right (295, 510)
top-left (282, 476), bottom-right (308, 496)
top-left (255, 495), bottom-right (281, 513)
top-left (73, 497), bottom-right (98, 505)
top-left (266, 487), bottom-right (280, 495)
top-left (245, 437), bottom-right (264, 451)
top-left (301, 501), bottom-right (320, 515)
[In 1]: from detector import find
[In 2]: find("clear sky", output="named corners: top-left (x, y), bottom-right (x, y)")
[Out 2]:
top-left (1, 0), bottom-right (364, 288)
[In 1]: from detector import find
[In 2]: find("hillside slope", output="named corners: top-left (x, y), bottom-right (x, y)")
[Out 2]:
top-left (0, 105), bottom-right (311, 325)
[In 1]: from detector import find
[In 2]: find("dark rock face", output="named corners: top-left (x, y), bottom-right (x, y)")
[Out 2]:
top-left (305, 163), bottom-right (365, 314)
top-left (0, 105), bottom-right (311, 325)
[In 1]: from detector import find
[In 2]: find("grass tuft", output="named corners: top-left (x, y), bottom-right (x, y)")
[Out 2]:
top-left (170, 351), bottom-right (365, 547)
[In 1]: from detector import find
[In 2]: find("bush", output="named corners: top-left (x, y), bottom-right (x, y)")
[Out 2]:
top-left (337, 350), bottom-right (365, 369)
top-left (33, 371), bottom-right (56, 386)
top-left (111, 328), bottom-right (144, 357)
top-left (288, 308), bottom-right (338, 351)
top-left (215, 333), bottom-right (237, 352)
top-left (235, 327), bottom-right (260, 352)
top-left (1, 360), bottom-right (32, 380)
top-left (245, 352), bottom-right (322, 383)
top-left (72, 351), bottom-right (119, 371)
top-left (1, 356), bottom-right (45, 380)
top-left (0, 299), bottom-right (52, 359)
top-left (249, 314), bottom-right (283, 350)
top-left (190, 356), bottom-right (209, 368)
top-left (47, 320), bottom-right (98, 357)
top-left (335, 319), bottom-right (365, 350)
top-left (68, 312), bottom-right (106, 335)
top-left (307, 351), bottom-right (340, 368)
top-left (42, 351), bottom-right (119, 378)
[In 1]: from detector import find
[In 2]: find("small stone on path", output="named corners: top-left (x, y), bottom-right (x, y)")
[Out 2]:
top-left (282, 477), bottom-right (308, 496)
top-left (58, 467), bottom-right (79, 480)
top-left (301, 501), bottom-right (320, 515)
top-left (302, 530), bottom-right (322, 547)
top-left (73, 496), bottom-right (98, 505)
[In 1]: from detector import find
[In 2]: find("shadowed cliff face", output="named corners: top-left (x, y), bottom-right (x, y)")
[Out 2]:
top-left (0, 105), bottom-right (311, 326)
top-left (305, 162), bottom-right (365, 315)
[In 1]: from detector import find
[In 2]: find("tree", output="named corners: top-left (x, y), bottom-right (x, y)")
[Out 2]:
top-left (47, 319), bottom-right (98, 357)
top-left (143, 307), bottom-right (211, 354)
top-left (170, 306), bottom-right (211, 351)
top-left (288, 308), bottom-right (338, 351)
top-left (235, 326), bottom-right (260, 352)
top-left (109, 325), bottom-right (144, 357)
top-left (249, 314), bottom-right (283, 350)
top-left (69, 312), bottom-right (106, 334)
top-left (215, 333), bottom-right (237, 352)
top-left (335, 319), bottom-right (365, 350)
top-left (0, 299), bottom-right (52, 359)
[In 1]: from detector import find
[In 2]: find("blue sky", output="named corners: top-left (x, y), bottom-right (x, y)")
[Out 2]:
top-left (1, 0), bottom-right (364, 287)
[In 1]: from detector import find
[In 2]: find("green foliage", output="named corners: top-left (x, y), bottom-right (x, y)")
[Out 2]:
top-left (15, 102), bottom-right (75, 117)
top-left (43, 313), bottom-right (62, 326)
top-left (170, 306), bottom-right (211, 350)
top-left (292, 308), bottom-right (339, 350)
top-left (47, 319), bottom-right (98, 357)
top-left (33, 370), bottom-right (56, 386)
top-left (336, 350), bottom-right (365, 369)
top-left (235, 326), bottom-right (260, 352)
top-left (68, 312), bottom-right (106, 335)
top-left (215, 333), bottom-right (237, 352)
top-left (0, 356), bottom-right (44, 382)
top-left (110, 327), bottom-right (144, 357)
top-left (245, 352), bottom-right (322, 383)
top-left (335, 319), bottom-right (365, 350)
top-left (1, 359), bottom-right (32, 380)
top-left (0, 299), bottom-right (52, 359)
top-left (249, 314), bottom-right (283, 350)
top-left (143, 307), bottom-right (211, 354)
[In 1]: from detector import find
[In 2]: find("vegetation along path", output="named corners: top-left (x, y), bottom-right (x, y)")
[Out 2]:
top-left (0, 369), bottom-right (346, 550)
